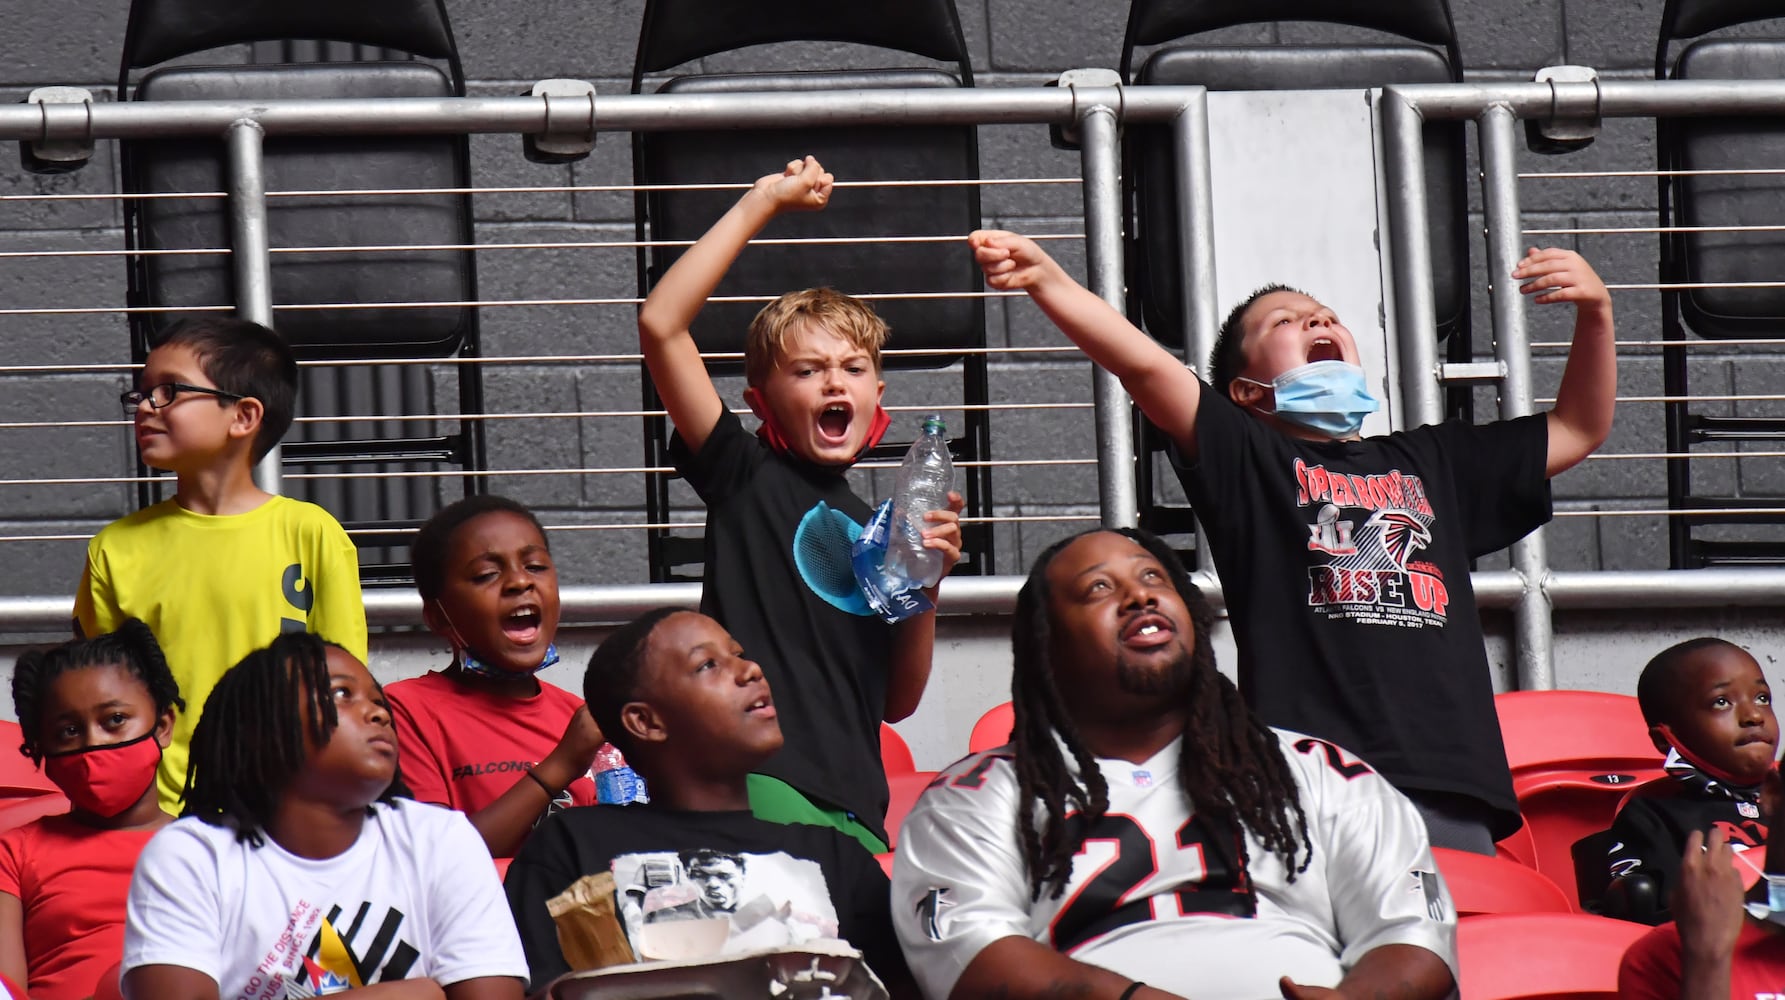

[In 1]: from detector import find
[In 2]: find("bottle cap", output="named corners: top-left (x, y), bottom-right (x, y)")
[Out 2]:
top-left (921, 415), bottom-right (946, 434)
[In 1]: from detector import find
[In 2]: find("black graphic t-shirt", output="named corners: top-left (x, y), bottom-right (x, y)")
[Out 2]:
top-left (1603, 764), bottom-right (1768, 923)
top-left (1176, 387), bottom-right (1551, 837)
top-left (670, 410), bottom-right (893, 838)
top-left (505, 804), bottom-right (904, 989)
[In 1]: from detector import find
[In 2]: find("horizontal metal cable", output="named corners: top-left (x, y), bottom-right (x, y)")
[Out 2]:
top-left (0, 510), bottom-right (1100, 544)
top-left (0, 176), bottom-right (1082, 204)
top-left (1606, 280), bottom-right (1785, 291)
top-left (1552, 508), bottom-right (1785, 518)
top-left (1521, 167), bottom-right (1785, 180)
top-left (1529, 338), bottom-right (1785, 349)
top-left (1525, 223), bottom-right (1785, 237)
top-left (0, 231), bottom-right (1085, 260)
top-left (1537, 393), bottom-right (1785, 404)
top-left (0, 401), bottom-right (1096, 431)
top-left (1585, 451), bottom-right (1785, 460)
top-left (0, 345), bottom-right (1083, 375)
top-left (0, 456), bottom-right (1095, 487)
top-left (0, 290), bottom-right (1026, 316)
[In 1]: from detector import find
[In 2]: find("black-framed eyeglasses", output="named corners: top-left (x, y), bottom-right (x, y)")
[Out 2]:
top-left (120, 382), bottom-right (246, 412)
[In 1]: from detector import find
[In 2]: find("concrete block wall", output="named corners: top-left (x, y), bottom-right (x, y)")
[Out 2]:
top-left (1, 0), bottom-right (1780, 618)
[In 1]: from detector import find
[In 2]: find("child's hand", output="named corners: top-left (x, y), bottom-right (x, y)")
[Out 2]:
top-left (921, 491), bottom-right (966, 591)
top-left (1514, 246), bottom-right (1610, 314)
top-left (969, 229), bottom-right (1059, 291)
top-left (549, 705), bottom-right (606, 776)
top-left (753, 155), bottom-right (834, 214)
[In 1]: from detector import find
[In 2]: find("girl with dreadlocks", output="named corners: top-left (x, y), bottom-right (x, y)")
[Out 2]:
top-left (0, 620), bottom-right (182, 1000)
top-left (890, 527), bottom-right (1457, 1000)
top-left (121, 633), bottom-right (527, 1000)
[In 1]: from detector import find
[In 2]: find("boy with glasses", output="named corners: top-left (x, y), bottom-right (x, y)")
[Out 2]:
top-left (75, 317), bottom-right (365, 810)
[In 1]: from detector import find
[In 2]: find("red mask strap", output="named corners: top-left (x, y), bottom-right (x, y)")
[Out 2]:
top-left (856, 406), bottom-right (893, 459)
top-left (1658, 723), bottom-right (1753, 785)
top-left (755, 411), bottom-right (796, 455)
top-left (755, 406), bottom-right (894, 463)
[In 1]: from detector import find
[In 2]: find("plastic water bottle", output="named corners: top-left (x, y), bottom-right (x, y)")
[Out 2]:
top-left (592, 742), bottom-right (648, 805)
top-left (882, 415), bottom-right (954, 590)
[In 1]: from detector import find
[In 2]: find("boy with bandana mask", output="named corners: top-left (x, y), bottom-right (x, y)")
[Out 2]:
top-left (1602, 638), bottom-right (1778, 924)
top-left (969, 230), bottom-right (1617, 854)
top-left (638, 156), bottom-right (965, 854)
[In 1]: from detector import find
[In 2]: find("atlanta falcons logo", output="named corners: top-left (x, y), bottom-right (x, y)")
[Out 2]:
top-left (1364, 510), bottom-right (1433, 570)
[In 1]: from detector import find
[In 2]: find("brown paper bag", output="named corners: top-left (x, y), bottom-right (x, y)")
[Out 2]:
top-left (546, 872), bottom-right (637, 971)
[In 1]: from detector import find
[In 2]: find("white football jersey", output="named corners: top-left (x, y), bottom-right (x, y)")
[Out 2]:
top-left (891, 729), bottom-right (1457, 1000)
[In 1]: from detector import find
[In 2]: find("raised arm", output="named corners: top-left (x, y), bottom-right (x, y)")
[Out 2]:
top-left (969, 230), bottom-right (1204, 457)
top-left (1516, 246), bottom-right (1616, 476)
top-left (637, 156), bottom-right (835, 455)
top-left (466, 707), bottom-right (604, 858)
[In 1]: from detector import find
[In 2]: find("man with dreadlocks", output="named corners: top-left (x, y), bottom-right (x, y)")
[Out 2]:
top-left (891, 528), bottom-right (1457, 1000)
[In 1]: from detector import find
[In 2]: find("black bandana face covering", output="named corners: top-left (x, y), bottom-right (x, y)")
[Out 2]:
top-left (1662, 745), bottom-right (1762, 805)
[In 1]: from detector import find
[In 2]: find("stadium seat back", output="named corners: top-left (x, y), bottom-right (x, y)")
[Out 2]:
top-left (1495, 690), bottom-right (1663, 775)
top-left (968, 701), bottom-right (1014, 754)
top-left (1433, 846), bottom-right (1573, 917)
top-left (1513, 769), bottom-right (1666, 908)
top-left (630, 0), bottom-right (994, 583)
top-left (1455, 912), bottom-right (1650, 1000)
top-left (883, 770), bottom-right (940, 851)
top-left (116, 0), bottom-right (486, 582)
top-left (880, 723), bottom-right (916, 776)
top-left (0, 724), bottom-right (70, 833)
top-left (1655, 2), bottom-right (1785, 566)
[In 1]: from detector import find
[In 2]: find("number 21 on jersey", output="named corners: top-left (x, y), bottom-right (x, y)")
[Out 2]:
top-left (1048, 811), bottom-right (1252, 952)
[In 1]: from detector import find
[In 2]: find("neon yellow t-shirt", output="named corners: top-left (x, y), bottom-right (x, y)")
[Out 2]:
top-left (73, 495), bottom-right (367, 811)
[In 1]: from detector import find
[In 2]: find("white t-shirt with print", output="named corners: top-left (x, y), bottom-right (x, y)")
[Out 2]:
top-left (124, 800), bottom-right (526, 1000)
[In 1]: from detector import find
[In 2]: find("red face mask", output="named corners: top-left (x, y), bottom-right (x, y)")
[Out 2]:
top-left (755, 405), bottom-right (893, 462)
top-left (42, 731), bottom-right (162, 818)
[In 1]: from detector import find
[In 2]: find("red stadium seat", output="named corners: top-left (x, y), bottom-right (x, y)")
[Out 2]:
top-left (1514, 768), bottom-right (1665, 908)
top-left (880, 724), bottom-right (916, 776)
top-left (1493, 691), bottom-right (1666, 902)
top-left (876, 852), bottom-right (894, 878)
top-left (93, 961), bottom-right (124, 1000)
top-left (1495, 690), bottom-right (1662, 776)
top-left (883, 771), bottom-right (938, 851)
top-left (968, 702), bottom-right (1014, 754)
top-left (0, 724), bottom-right (68, 833)
top-left (1456, 912), bottom-right (1649, 999)
top-left (1433, 847), bottom-right (1572, 916)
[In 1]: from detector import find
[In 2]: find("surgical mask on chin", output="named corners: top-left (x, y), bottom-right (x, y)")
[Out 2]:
top-left (459, 643), bottom-right (559, 679)
top-left (1238, 360), bottom-right (1380, 438)
top-left (42, 731), bottom-right (162, 818)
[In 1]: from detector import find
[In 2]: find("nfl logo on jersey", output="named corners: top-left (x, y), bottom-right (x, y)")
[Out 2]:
top-left (1132, 769), bottom-right (1153, 788)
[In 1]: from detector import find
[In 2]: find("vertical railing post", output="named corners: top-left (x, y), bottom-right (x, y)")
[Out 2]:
top-left (226, 118), bottom-right (281, 494)
top-left (1381, 89), bottom-right (1445, 430)
top-left (1173, 91), bottom-right (1219, 567)
top-left (1078, 101), bottom-right (1138, 528)
top-left (1478, 103), bottom-right (1556, 691)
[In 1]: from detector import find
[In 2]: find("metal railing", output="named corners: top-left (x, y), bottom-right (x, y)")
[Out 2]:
top-left (1, 79), bottom-right (1784, 689)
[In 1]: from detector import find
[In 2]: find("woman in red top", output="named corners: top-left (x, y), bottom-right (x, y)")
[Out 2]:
top-left (0, 620), bottom-right (183, 1000)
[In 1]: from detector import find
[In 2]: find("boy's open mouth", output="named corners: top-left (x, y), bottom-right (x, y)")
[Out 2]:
top-left (1307, 337), bottom-right (1343, 364)
top-left (501, 606), bottom-right (542, 644)
top-left (817, 403), bottom-right (852, 441)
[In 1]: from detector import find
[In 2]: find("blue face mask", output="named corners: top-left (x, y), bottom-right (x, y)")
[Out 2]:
top-left (1239, 360), bottom-right (1380, 438)
top-left (459, 643), bottom-right (559, 679)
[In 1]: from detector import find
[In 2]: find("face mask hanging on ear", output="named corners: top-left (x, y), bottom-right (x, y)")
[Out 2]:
top-left (43, 732), bottom-right (162, 818)
top-left (435, 601), bottom-right (560, 679)
top-left (1236, 360), bottom-right (1379, 438)
top-left (756, 406), bottom-right (893, 462)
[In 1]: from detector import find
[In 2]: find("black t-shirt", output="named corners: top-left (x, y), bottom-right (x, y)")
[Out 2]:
top-left (505, 803), bottom-right (905, 988)
top-left (670, 409), bottom-right (892, 838)
top-left (1604, 779), bottom-right (1768, 923)
top-left (1175, 386), bottom-right (1552, 839)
